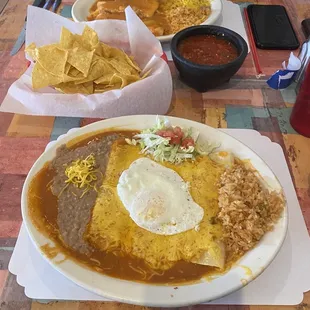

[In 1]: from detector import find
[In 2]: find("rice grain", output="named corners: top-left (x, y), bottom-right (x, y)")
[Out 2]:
top-left (217, 163), bottom-right (284, 261)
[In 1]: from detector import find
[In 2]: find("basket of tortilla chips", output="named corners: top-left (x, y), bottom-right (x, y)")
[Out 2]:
top-left (1, 6), bottom-right (172, 118)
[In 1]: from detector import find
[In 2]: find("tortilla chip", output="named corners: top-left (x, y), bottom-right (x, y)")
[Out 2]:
top-left (62, 66), bottom-right (85, 83)
top-left (141, 69), bottom-right (152, 79)
top-left (108, 57), bottom-right (137, 76)
top-left (67, 47), bottom-right (94, 77)
top-left (36, 44), bottom-right (68, 76)
top-left (81, 81), bottom-right (94, 94)
top-left (55, 82), bottom-right (84, 94)
top-left (25, 43), bottom-right (37, 61)
top-left (64, 63), bottom-right (71, 75)
top-left (94, 73), bottom-right (115, 85)
top-left (124, 54), bottom-right (141, 72)
top-left (56, 80), bottom-right (95, 94)
top-left (94, 83), bottom-right (121, 93)
top-left (77, 25), bottom-right (99, 51)
top-left (94, 43), bottom-right (103, 57)
top-left (60, 27), bottom-right (75, 49)
top-left (62, 72), bottom-right (84, 83)
top-left (108, 73), bottom-right (123, 86)
top-left (190, 242), bottom-right (225, 269)
top-left (75, 58), bottom-right (114, 85)
top-left (32, 63), bottom-right (63, 90)
top-left (68, 66), bottom-right (82, 77)
top-left (28, 26), bottom-right (143, 94)
top-left (100, 42), bottom-right (125, 59)
top-left (114, 73), bottom-right (140, 88)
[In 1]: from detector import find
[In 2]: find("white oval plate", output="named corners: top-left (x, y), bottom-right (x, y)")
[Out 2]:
top-left (71, 0), bottom-right (222, 43)
top-left (22, 115), bottom-right (288, 307)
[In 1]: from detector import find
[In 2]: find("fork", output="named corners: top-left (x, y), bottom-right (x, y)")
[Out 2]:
top-left (43, 0), bottom-right (62, 12)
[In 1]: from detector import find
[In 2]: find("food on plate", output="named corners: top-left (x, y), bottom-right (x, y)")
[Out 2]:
top-left (27, 118), bottom-right (285, 284)
top-left (117, 158), bottom-right (204, 235)
top-left (217, 163), bottom-right (284, 261)
top-left (87, 0), bottom-right (211, 36)
top-left (178, 34), bottom-right (239, 65)
top-left (25, 26), bottom-right (144, 94)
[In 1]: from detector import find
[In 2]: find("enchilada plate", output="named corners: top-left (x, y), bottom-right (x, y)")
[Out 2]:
top-left (21, 115), bottom-right (288, 307)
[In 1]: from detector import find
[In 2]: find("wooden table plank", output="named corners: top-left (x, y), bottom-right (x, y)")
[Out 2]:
top-left (0, 0), bottom-right (9, 15)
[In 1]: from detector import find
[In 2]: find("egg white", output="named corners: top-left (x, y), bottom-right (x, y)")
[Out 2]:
top-left (117, 158), bottom-right (204, 235)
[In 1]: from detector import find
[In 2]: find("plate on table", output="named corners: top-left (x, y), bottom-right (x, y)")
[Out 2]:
top-left (71, 0), bottom-right (223, 43)
top-left (22, 115), bottom-right (287, 307)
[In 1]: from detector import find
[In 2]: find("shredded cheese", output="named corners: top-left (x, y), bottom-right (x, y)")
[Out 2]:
top-left (64, 154), bottom-right (98, 197)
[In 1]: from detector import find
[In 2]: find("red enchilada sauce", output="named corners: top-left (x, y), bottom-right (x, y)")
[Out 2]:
top-left (178, 34), bottom-right (239, 65)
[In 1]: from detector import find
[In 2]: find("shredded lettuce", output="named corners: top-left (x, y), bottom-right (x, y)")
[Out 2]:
top-left (141, 116), bottom-right (171, 134)
top-left (126, 117), bottom-right (219, 164)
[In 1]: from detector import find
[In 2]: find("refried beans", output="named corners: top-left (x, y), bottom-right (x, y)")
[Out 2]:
top-left (51, 134), bottom-right (119, 254)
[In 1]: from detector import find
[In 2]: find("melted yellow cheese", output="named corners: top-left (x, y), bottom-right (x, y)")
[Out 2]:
top-left (86, 141), bottom-right (225, 270)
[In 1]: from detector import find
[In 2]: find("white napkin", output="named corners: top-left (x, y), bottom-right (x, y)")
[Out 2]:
top-left (282, 52), bottom-right (302, 70)
top-left (267, 52), bottom-right (301, 89)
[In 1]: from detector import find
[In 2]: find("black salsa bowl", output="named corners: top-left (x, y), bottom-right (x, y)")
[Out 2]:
top-left (171, 25), bottom-right (248, 92)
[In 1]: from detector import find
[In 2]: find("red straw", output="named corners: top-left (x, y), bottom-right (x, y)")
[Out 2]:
top-left (243, 8), bottom-right (263, 76)
top-left (161, 52), bottom-right (168, 63)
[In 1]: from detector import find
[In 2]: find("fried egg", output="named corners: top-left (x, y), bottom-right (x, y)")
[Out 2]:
top-left (209, 151), bottom-right (234, 168)
top-left (117, 158), bottom-right (204, 235)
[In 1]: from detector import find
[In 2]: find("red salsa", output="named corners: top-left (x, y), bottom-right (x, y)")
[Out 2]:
top-left (178, 34), bottom-right (239, 65)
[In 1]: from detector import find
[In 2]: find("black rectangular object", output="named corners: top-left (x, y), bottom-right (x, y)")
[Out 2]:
top-left (247, 4), bottom-right (299, 50)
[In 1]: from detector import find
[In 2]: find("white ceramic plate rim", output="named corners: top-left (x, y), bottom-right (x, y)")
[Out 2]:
top-left (21, 115), bottom-right (288, 307)
top-left (71, 0), bottom-right (223, 43)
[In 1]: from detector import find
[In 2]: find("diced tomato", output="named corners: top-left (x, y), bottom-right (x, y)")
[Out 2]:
top-left (170, 135), bottom-right (182, 145)
top-left (156, 127), bottom-right (184, 145)
top-left (156, 126), bottom-right (195, 148)
top-left (181, 137), bottom-right (195, 148)
top-left (173, 126), bottom-right (184, 138)
top-left (156, 130), bottom-right (171, 137)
